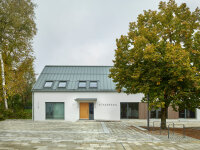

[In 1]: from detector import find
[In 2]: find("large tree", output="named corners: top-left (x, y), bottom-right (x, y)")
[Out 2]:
top-left (110, 0), bottom-right (200, 129)
top-left (0, 0), bottom-right (36, 109)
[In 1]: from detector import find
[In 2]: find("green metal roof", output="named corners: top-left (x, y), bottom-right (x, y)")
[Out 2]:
top-left (32, 65), bottom-right (117, 92)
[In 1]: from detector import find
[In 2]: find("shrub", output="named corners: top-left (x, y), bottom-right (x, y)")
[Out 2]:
top-left (0, 108), bottom-right (32, 119)
top-left (0, 114), bottom-right (5, 121)
top-left (3, 109), bottom-right (15, 118)
top-left (14, 110), bottom-right (32, 119)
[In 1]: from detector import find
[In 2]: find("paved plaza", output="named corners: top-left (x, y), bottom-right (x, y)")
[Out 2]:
top-left (0, 120), bottom-right (200, 150)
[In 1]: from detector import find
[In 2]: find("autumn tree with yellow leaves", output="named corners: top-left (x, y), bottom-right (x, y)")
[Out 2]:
top-left (0, 0), bottom-right (36, 112)
top-left (110, 0), bottom-right (200, 129)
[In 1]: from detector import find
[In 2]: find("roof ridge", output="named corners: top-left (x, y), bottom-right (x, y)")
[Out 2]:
top-left (44, 65), bottom-right (113, 67)
top-left (41, 73), bottom-right (110, 75)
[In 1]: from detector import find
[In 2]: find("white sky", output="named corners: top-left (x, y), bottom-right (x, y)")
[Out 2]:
top-left (33, 0), bottom-right (200, 74)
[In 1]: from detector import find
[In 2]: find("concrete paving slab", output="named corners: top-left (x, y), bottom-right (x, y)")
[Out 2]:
top-left (0, 120), bottom-right (200, 149)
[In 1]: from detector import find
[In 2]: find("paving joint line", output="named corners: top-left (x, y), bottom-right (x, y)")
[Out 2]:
top-left (121, 142), bottom-right (126, 150)
top-left (0, 130), bottom-right (104, 134)
top-left (122, 122), bottom-right (161, 141)
top-left (101, 122), bottom-right (110, 133)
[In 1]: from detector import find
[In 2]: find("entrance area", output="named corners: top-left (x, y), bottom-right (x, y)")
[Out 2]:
top-left (80, 103), bottom-right (94, 120)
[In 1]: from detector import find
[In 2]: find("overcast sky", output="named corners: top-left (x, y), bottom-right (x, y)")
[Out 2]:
top-left (33, 0), bottom-right (200, 74)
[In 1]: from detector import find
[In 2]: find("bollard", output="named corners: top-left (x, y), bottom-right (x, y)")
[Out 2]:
top-left (168, 125), bottom-right (170, 139)
top-left (160, 123), bottom-right (161, 135)
top-left (153, 122), bottom-right (154, 131)
top-left (183, 124), bottom-right (185, 138)
top-left (173, 123), bottom-right (174, 135)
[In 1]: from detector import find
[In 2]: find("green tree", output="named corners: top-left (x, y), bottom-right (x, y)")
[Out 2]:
top-left (0, 0), bottom-right (36, 109)
top-left (109, 0), bottom-right (200, 129)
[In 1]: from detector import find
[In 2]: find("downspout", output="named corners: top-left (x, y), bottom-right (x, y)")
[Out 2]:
top-left (32, 92), bottom-right (34, 121)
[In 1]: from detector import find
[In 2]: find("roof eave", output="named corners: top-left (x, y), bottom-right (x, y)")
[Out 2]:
top-left (32, 89), bottom-right (118, 92)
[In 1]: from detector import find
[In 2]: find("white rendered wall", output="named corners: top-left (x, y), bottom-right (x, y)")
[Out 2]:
top-left (197, 109), bottom-right (200, 120)
top-left (33, 92), bottom-right (144, 121)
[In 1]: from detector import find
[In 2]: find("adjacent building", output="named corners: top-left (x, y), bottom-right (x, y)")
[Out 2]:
top-left (32, 66), bottom-right (200, 121)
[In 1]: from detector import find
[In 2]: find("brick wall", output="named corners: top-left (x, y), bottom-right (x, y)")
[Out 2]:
top-left (168, 106), bottom-right (179, 119)
top-left (138, 103), bottom-right (179, 119)
top-left (139, 102), bottom-right (148, 119)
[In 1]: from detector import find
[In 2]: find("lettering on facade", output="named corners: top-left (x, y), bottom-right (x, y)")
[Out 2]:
top-left (98, 103), bottom-right (117, 106)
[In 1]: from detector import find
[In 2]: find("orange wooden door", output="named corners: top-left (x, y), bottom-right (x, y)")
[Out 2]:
top-left (80, 103), bottom-right (89, 119)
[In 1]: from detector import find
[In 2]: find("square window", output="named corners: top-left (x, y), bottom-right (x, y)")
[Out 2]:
top-left (46, 102), bottom-right (64, 120)
top-left (78, 81), bottom-right (86, 88)
top-left (89, 81), bottom-right (97, 88)
top-left (179, 109), bottom-right (196, 118)
top-left (44, 81), bottom-right (53, 88)
top-left (58, 81), bottom-right (67, 88)
top-left (120, 103), bottom-right (139, 119)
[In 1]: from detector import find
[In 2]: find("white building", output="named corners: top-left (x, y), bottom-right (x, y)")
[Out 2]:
top-left (32, 66), bottom-right (200, 121)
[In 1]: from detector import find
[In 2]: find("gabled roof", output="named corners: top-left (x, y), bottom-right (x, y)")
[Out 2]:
top-left (32, 65), bottom-right (117, 92)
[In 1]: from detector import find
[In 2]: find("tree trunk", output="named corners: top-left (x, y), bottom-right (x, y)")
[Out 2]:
top-left (0, 50), bottom-right (8, 109)
top-left (161, 106), bottom-right (168, 129)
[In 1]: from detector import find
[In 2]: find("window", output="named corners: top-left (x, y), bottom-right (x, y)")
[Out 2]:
top-left (179, 109), bottom-right (196, 118)
top-left (78, 81), bottom-right (86, 88)
top-left (120, 103), bottom-right (139, 119)
top-left (89, 81), bottom-right (97, 88)
top-left (89, 103), bottom-right (94, 120)
top-left (150, 108), bottom-right (168, 118)
top-left (58, 81), bottom-right (67, 88)
top-left (46, 102), bottom-right (64, 120)
top-left (44, 81), bottom-right (53, 88)
top-left (150, 108), bottom-right (161, 118)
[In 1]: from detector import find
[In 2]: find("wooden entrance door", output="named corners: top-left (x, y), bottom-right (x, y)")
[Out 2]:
top-left (80, 103), bottom-right (89, 119)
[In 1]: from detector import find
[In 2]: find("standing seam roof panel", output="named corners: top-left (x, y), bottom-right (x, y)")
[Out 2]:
top-left (32, 66), bottom-right (116, 91)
